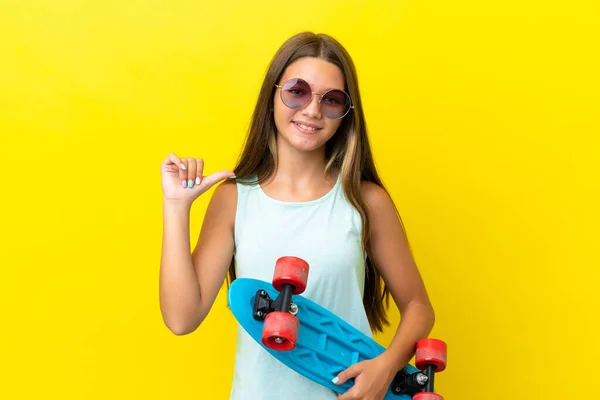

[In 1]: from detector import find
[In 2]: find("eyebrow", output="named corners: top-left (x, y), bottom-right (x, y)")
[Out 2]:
top-left (286, 77), bottom-right (345, 93)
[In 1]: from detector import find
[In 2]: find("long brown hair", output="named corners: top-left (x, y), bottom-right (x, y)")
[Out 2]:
top-left (226, 32), bottom-right (404, 333)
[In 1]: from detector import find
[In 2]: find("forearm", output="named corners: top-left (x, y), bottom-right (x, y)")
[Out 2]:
top-left (159, 200), bottom-right (202, 334)
top-left (380, 302), bottom-right (435, 369)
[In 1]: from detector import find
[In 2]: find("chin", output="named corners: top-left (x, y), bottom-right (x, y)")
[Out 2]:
top-left (281, 130), bottom-right (327, 153)
top-left (275, 118), bottom-right (335, 152)
top-left (290, 138), bottom-right (325, 153)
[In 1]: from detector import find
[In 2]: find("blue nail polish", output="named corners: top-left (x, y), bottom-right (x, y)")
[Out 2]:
top-left (187, 179), bottom-right (193, 188)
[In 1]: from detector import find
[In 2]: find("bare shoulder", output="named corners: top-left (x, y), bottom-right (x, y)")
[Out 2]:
top-left (204, 178), bottom-right (238, 227)
top-left (212, 178), bottom-right (238, 200)
top-left (360, 180), bottom-right (394, 210)
top-left (359, 180), bottom-right (404, 238)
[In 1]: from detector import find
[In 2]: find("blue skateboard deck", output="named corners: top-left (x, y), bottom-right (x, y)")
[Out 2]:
top-left (228, 277), bottom-right (435, 398)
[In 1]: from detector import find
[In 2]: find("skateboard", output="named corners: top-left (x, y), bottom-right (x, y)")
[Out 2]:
top-left (228, 256), bottom-right (447, 399)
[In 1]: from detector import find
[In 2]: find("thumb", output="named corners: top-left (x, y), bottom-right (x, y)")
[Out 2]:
top-left (198, 170), bottom-right (236, 191)
top-left (332, 362), bottom-right (363, 385)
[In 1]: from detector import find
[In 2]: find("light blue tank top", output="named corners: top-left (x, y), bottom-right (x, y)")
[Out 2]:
top-left (229, 174), bottom-right (373, 400)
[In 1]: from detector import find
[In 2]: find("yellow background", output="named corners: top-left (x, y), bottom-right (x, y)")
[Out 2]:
top-left (1, 0), bottom-right (598, 399)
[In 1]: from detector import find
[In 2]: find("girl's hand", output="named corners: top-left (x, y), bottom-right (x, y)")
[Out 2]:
top-left (333, 356), bottom-right (397, 400)
top-left (160, 153), bottom-right (235, 205)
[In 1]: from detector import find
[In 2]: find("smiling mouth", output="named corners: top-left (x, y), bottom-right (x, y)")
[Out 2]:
top-left (293, 121), bottom-right (322, 132)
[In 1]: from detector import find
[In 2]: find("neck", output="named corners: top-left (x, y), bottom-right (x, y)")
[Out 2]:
top-left (272, 138), bottom-right (332, 185)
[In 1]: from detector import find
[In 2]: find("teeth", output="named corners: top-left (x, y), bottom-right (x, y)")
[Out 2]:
top-left (296, 122), bottom-right (319, 131)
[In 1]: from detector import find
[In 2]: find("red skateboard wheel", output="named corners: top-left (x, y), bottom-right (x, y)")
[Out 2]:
top-left (415, 338), bottom-right (447, 372)
top-left (261, 311), bottom-right (299, 351)
top-left (413, 393), bottom-right (443, 400)
top-left (272, 256), bottom-right (309, 294)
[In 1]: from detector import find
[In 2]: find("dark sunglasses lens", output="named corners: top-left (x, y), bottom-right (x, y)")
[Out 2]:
top-left (280, 78), bottom-right (311, 109)
top-left (321, 90), bottom-right (351, 119)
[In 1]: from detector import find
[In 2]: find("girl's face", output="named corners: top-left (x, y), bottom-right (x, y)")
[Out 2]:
top-left (273, 57), bottom-right (346, 154)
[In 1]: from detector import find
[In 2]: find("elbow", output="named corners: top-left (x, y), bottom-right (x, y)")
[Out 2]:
top-left (428, 306), bottom-right (436, 332)
top-left (162, 313), bottom-right (206, 336)
top-left (410, 300), bottom-right (436, 335)
top-left (167, 324), bottom-right (194, 336)
top-left (160, 299), bottom-right (207, 335)
top-left (164, 319), bottom-right (200, 336)
top-left (423, 300), bottom-right (435, 329)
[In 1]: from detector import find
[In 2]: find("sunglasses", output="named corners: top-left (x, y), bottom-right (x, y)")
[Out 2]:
top-left (275, 78), bottom-right (354, 120)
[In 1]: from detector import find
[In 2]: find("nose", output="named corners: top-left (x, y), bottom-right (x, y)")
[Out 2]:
top-left (301, 93), bottom-right (322, 119)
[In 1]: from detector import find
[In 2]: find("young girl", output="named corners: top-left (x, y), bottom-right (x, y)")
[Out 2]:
top-left (159, 32), bottom-right (436, 400)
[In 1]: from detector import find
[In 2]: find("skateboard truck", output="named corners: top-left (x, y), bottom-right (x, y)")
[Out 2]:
top-left (252, 286), bottom-right (298, 320)
top-left (390, 338), bottom-right (447, 398)
top-left (390, 367), bottom-right (433, 396)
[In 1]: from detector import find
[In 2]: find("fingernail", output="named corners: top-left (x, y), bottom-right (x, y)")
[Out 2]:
top-left (180, 163), bottom-right (186, 170)
top-left (331, 376), bottom-right (339, 384)
top-left (229, 175), bottom-right (237, 179)
top-left (181, 180), bottom-right (187, 188)
top-left (187, 179), bottom-right (193, 188)
top-left (195, 177), bottom-right (200, 185)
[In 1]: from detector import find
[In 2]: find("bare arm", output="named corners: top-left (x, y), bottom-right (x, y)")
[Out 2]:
top-left (159, 180), bottom-right (237, 335)
top-left (363, 181), bottom-right (435, 366)
top-left (334, 182), bottom-right (436, 398)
